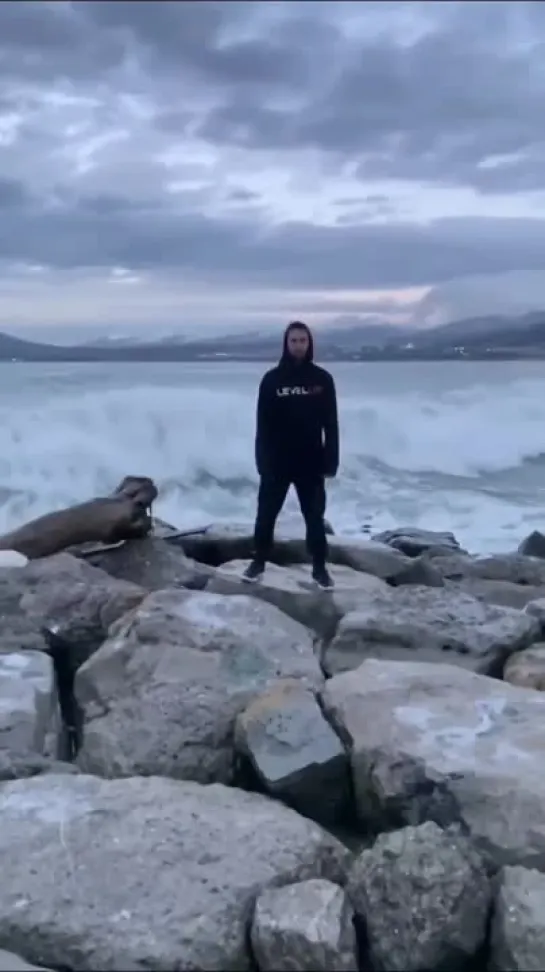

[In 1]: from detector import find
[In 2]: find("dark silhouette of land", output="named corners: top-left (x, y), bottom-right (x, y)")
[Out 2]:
top-left (2, 311), bottom-right (545, 362)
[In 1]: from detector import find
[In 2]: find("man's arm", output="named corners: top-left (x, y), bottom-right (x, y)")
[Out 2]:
top-left (255, 374), bottom-right (274, 477)
top-left (323, 373), bottom-right (339, 477)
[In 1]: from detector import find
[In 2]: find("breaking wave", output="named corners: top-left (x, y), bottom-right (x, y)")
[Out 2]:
top-left (1, 360), bottom-right (545, 552)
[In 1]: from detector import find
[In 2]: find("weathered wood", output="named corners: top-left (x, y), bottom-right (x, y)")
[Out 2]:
top-left (0, 476), bottom-right (158, 560)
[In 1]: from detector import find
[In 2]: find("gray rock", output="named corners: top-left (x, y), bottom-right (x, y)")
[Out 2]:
top-left (434, 551), bottom-right (545, 587)
top-left (0, 751), bottom-right (80, 781)
top-left (525, 596), bottom-right (545, 633)
top-left (322, 584), bottom-right (539, 677)
top-left (326, 537), bottom-right (411, 580)
top-left (0, 568), bottom-right (48, 655)
top-left (518, 530), bottom-right (545, 559)
top-left (76, 588), bottom-right (322, 782)
top-left (322, 658), bottom-right (545, 869)
top-left (389, 555), bottom-right (445, 588)
top-left (0, 556), bottom-right (114, 684)
top-left (0, 951), bottom-right (51, 972)
top-left (347, 821), bottom-right (491, 971)
top-left (235, 679), bottom-right (350, 827)
top-left (427, 550), bottom-right (476, 577)
top-left (19, 553), bottom-right (145, 669)
top-left (208, 560), bottom-right (391, 637)
top-left (175, 521), bottom-right (422, 584)
top-left (503, 643), bottom-right (545, 690)
top-left (176, 518), bottom-right (333, 568)
top-left (490, 865), bottom-right (545, 971)
top-left (78, 535), bottom-right (213, 591)
top-left (372, 527), bottom-right (462, 557)
top-left (0, 651), bottom-right (59, 760)
top-left (452, 577), bottom-right (545, 610)
top-left (0, 773), bottom-right (350, 971)
top-left (251, 878), bottom-right (358, 971)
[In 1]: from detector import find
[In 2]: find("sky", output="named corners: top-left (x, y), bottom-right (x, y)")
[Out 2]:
top-left (2, 0), bottom-right (545, 342)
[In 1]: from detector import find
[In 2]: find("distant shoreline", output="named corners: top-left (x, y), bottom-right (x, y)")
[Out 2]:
top-left (2, 351), bottom-right (545, 364)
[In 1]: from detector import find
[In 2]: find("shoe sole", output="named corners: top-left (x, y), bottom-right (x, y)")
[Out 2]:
top-left (242, 574), bottom-right (263, 585)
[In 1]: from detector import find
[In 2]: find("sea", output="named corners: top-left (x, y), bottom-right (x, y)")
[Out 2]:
top-left (1, 358), bottom-right (545, 554)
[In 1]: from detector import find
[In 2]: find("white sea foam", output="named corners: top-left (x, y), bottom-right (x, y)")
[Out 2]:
top-left (1, 360), bottom-right (545, 553)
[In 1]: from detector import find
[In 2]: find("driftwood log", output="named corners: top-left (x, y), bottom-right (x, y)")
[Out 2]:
top-left (0, 476), bottom-right (158, 560)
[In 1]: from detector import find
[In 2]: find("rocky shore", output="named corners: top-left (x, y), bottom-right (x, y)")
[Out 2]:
top-left (1, 518), bottom-right (545, 970)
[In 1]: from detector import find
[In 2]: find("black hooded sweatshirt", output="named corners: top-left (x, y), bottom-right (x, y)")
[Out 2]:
top-left (254, 324), bottom-right (339, 479)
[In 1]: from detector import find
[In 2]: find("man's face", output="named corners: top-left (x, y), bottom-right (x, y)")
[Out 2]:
top-left (286, 328), bottom-right (309, 359)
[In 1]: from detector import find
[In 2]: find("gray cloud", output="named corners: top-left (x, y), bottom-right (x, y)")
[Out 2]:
top-left (195, 1), bottom-right (545, 194)
top-left (2, 172), bottom-right (545, 289)
top-left (1, 0), bottom-right (545, 332)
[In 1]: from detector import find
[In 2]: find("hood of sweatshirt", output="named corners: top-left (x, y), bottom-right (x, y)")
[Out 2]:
top-left (279, 321), bottom-right (314, 367)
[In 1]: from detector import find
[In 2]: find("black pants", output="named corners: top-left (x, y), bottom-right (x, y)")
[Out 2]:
top-left (253, 473), bottom-right (328, 566)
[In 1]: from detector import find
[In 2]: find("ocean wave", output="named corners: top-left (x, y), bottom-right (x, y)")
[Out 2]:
top-left (1, 367), bottom-right (545, 551)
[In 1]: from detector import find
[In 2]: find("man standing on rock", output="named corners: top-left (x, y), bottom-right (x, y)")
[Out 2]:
top-left (243, 320), bottom-right (339, 590)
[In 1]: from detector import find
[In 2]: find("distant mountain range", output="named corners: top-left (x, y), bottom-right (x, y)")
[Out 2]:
top-left (1, 311), bottom-right (545, 362)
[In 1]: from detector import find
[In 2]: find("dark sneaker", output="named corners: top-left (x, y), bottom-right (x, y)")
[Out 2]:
top-left (242, 559), bottom-right (265, 583)
top-left (312, 564), bottom-right (334, 590)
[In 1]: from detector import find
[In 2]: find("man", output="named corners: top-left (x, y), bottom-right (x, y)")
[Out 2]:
top-left (243, 320), bottom-right (339, 590)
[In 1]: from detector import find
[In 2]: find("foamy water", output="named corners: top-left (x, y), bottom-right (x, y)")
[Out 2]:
top-left (2, 359), bottom-right (545, 553)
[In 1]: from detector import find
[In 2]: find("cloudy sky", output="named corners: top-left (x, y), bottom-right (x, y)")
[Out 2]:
top-left (1, 0), bottom-right (545, 342)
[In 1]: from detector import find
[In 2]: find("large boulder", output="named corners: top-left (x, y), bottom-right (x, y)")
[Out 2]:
top-left (347, 821), bottom-right (491, 971)
top-left (0, 773), bottom-right (350, 971)
top-left (76, 588), bottom-right (322, 782)
top-left (322, 658), bottom-right (545, 870)
top-left (76, 536), bottom-right (212, 592)
top-left (18, 554), bottom-right (145, 669)
top-left (207, 560), bottom-right (391, 636)
top-left (251, 879), bottom-right (358, 971)
top-left (322, 584), bottom-right (539, 677)
top-left (490, 865), bottom-right (545, 970)
top-left (235, 679), bottom-right (350, 827)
